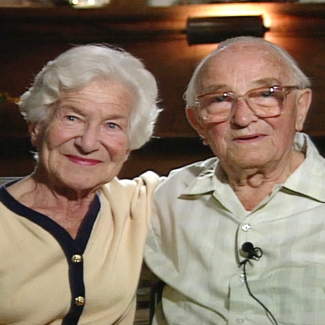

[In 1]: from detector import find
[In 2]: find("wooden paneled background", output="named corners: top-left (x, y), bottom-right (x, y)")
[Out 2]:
top-left (1, 1), bottom-right (325, 178)
top-left (1, 3), bottom-right (325, 323)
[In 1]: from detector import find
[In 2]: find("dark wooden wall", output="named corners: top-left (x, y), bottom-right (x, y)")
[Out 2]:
top-left (1, 2), bottom-right (325, 177)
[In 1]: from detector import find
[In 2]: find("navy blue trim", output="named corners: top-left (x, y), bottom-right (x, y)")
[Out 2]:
top-left (0, 181), bottom-right (101, 325)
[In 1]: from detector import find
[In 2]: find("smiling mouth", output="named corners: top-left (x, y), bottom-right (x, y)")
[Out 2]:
top-left (235, 134), bottom-right (265, 142)
top-left (65, 155), bottom-right (102, 166)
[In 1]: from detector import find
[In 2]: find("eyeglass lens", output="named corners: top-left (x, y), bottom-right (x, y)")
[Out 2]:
top-left (198, 87), bottom-right (286, 121)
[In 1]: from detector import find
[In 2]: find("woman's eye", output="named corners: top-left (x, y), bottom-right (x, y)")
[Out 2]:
top-left (107, 122), bottom-right (119, 129)
top-left (66, 115), bottom-right (78, 121)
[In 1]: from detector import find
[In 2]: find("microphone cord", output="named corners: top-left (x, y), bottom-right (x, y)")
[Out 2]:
top-left (241, 260), bottom-right (278, 325)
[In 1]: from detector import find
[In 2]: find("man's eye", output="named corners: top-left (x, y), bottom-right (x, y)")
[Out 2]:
top-left (213, 94), bottom-right (227, 103)
top-left (259, 90), bottom-right (274, 98)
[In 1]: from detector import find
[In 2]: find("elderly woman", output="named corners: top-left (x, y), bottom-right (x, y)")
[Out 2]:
top-left (0, 44), bottom-right (161, 325)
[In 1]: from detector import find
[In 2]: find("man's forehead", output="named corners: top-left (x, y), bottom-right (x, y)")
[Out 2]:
top-left (209, 42), bottom-right (283, 67)
top-left (198, 43), bottom-right (291, 87)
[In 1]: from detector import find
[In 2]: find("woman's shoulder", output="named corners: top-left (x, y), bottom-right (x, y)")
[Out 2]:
top-left (100, 171), bottom-right (162, 198)
top-left (2, 176), bottom-right (33, 203)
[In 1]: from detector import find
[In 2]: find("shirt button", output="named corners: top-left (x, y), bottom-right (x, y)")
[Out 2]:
top-left (74, 296), bottom-right (85, 306)
top-left (239, 273), bottom-right (246, 283)
top-left (71, 254), bottom-right (83, 263)
top-left (241, 224), bottom-right (251, 232)
top-left (236, 318), bottom-right (245, 324)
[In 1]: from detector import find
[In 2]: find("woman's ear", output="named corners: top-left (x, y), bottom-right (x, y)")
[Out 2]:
top-left (295, 88), bottom-right (312, 131)
top-left (123, 149), bottom-right (131, 163)
top-left (29, 123), bottom-right (41, 147)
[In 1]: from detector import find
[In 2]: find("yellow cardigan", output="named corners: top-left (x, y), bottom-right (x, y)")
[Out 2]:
top-left (0, 171), bottom-right (160, 325)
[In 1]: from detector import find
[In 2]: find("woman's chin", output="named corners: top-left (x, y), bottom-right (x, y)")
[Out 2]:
top-left (52, 176), bottom-right (103, 196)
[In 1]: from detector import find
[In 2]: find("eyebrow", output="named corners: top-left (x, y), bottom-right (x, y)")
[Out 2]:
top-left (200, 84), bottom-right (229, 95)
top-left (199, 78), bottom-right (283, 95)
top-left (55, 104), bottom-right (85, 118)
top-left (57, 104), bottom-right (129, 122)
top-left (252, 78), bottom-right (283, 86)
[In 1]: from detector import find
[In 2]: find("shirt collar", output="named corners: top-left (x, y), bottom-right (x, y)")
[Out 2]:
top-left (281, 132), bottom-right (325, 202)
top-left (180, 158), bottom-right (218, 196)
top-left (180, 133), bottom-right (325, 203)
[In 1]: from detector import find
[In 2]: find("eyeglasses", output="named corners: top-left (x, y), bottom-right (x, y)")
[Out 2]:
top-left (194, 85), bottom-right (299, 123)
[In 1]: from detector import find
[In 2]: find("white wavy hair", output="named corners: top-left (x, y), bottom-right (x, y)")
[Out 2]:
top-left (19, 44), bottom-right (161, 150)
top-left (184, 36), bottom-right (311, 107)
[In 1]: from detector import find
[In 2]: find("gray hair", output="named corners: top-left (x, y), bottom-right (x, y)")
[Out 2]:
top-left (184, 36), bottom-right (311, 107)
top-left (19, 44), bottom-right (161, 150)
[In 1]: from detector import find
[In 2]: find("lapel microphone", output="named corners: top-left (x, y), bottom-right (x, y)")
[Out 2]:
top-left (239, 242), bottom-right (278, 325)
top-left (241, 241), bottom-right (263, 264)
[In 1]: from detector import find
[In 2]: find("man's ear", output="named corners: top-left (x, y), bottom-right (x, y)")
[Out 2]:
top-left (186, 106), bottom-right (206, 139)
top-left (295, 88), bottom-right (312, 131)
top-left (29, 123), bottom-right (41, 147)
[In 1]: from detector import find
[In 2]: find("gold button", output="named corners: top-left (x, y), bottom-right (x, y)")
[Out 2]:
top-left (74, 296), bottom-right (85, 306)
top-left (71, 254), bottom-right (83, 263)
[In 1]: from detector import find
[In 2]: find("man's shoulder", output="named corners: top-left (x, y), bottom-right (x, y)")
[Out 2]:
top-left (170, 157), bottom-right (217, 176)
top-left (158, 157), bottom-right (217, 190)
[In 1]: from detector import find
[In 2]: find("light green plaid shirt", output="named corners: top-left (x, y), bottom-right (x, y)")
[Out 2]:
top-left (145, 132), bottom-right (325, 325)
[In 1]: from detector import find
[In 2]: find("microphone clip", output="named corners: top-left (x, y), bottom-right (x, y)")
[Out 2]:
top-left (240, 242), bottom-right (263, 265)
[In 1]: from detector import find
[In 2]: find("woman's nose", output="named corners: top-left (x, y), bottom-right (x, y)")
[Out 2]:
top-left (74, 125), bottom-right (100, 153)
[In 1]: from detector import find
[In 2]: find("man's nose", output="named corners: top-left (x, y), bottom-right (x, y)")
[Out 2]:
top-left (231, 98), bottom-right (258, 127)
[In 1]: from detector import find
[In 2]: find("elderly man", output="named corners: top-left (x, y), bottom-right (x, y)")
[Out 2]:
top-left (145, 36), bottom-right (325, 325)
